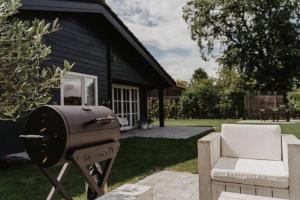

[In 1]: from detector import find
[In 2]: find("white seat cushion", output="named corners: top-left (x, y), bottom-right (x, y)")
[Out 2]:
top-left (221, 124), bottom-right (282, 160)
top-left (211, 157), bottom-right (289, 189)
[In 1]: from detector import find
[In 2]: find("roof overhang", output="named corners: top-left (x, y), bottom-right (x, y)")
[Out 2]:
top-left (20, 0), bottom-right (176, 87)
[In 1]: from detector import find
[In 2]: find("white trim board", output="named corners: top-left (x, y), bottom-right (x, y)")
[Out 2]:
top-left (60, 71), bottom-right (98, 106)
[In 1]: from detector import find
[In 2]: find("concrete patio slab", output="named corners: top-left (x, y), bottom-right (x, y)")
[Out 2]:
top-left (121, 126), bottom-right (213, 139)
top-left (137, 171), bottom-right (198, 200)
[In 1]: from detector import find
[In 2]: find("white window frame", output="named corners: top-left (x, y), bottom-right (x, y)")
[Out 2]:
top-left (112, 84), bottom-right (140, 128)
top-left (61, 71), bottom-right (98, 106)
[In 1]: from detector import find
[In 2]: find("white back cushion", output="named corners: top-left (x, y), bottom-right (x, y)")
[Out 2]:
top-left (221, 124), bottom-right (282, 160)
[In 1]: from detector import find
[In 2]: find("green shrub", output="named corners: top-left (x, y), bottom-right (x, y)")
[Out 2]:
top-left (147, 99), bottom-right (181, 120)
top-left (179, 79), bottom-right (220, 118)
top-left (288, 89), bottom-right (300, 113)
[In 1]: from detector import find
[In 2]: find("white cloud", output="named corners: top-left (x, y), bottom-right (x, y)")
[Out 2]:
top-left (160, 51), bottom-right (219, 81)
top-left (106, 0), bottom-right (219, 81)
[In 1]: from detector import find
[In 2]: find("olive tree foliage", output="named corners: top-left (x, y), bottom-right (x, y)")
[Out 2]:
top-left (183, 0), bottom-right (300, 93)
top-left (0, 0), bottom-right (73, 121)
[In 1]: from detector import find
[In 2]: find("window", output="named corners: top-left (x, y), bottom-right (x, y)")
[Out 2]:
top-left (61, 72), bottom-right (98, 106)
top-left (112, 85), bottom-right (140, 128)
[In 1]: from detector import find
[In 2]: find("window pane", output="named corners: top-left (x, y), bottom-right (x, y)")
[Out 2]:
top-left (114, 102), bottom-right (117, 113)
top-left (86, 78), bottom-right (96, 105)
top-left (114, 88), bottom-right (117, 100)
top-left (63, 76), bottom-right (82, 105)
top-left (125, 89), bottom-right (129, 101)
top-left (118, 89), bottom-right (121, 101)
top-left (118, 102), bottom-right (122, 114)
top-left (135, 103), bottom-right (138, 113)
top-left (132, 102), bottom-right (138, 113)
top-left (131, 90), bottom-right (135, 101)
top-left (123, 101), bottom-right (127, 114)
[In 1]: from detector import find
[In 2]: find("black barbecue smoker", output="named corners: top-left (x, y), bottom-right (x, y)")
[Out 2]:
top-left (20, 105), bottom-right (120, 200)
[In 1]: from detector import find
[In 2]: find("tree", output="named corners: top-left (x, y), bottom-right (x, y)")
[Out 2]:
top-left (180, 79), bottom-right (220, 118)
top-left (216, 66), bottom-right (248, 117)
top-left (0, 0), bottom-right (73, 121)
top-left (183, 0), bottom-right (300, 93)
top-left (176, 79), bottom-right (189, 88)
top-left (191, 67), bottom-right (208, 83)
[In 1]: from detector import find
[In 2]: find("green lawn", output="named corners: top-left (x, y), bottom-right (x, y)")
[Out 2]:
top-left (280, 123), bottom-right (300, 138)
top-left (161, 119), bottom-right (239, 131)
top-left (0, 137), bottom-right (200, 200)
top-left (1, 119), bottom-right (300, 200)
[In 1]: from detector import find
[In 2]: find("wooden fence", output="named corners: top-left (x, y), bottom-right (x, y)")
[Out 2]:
top-left (244, 95), bottom-right (287, 119)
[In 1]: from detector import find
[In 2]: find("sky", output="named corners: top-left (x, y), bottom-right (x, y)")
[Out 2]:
top-left (106, 0), bottom-right (219, 82)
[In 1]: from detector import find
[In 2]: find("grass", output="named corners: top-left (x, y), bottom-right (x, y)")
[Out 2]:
top-left (0, 136), bottom-right (201, 200)
top-left (161, 119), bottom-right (239, 131)
top-left (1, 119), bottom-right (300, 199)
top-left (280, 123), bottom-right (300, 138)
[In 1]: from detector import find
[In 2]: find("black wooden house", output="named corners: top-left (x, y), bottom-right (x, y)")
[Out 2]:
top-left (0, 0), bottom-right (175, 156)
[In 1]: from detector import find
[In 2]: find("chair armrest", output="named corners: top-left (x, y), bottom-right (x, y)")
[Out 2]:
top-left (198, 132), bottom-right (221, 200)
top-left (282, 134), bottom-right (300, 200)
top-left (199, 132), bottom-right (221, 167)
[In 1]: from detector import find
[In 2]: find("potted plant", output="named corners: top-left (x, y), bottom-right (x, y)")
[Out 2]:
top-left (147, 118), bottom-right (154, 129)
top-left (140, 120), bottom-right (148, 130)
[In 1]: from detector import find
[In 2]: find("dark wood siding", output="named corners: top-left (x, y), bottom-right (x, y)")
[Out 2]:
top-left (111, 50), bottom-right (153, 86)
top-left (20, 12), bottom-right (109, 104)
top-left (0, 120), bottom-right (26, 157)
top-left (110, 44), bottom-right (165, 87)
top-left (45, 15), bottom-right (109, 104)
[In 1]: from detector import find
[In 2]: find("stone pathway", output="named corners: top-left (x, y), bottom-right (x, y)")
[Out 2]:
top-left (121, 126), bottom-right (213, 139)
top-left (137, 171), bottom-right (198, 200)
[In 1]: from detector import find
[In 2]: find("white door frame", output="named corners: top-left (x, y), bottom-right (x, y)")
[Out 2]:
top-left (112, 84), bottom-right (140, 129)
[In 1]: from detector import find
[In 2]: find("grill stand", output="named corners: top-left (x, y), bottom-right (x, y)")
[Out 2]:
top-left (39, 142), bottom-right (120, 200)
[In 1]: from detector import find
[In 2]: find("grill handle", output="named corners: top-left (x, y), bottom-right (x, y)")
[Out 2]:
top-left (19, 135), bottom-right (44, 139)
top-left (83, 115), bottom-right (114, 127)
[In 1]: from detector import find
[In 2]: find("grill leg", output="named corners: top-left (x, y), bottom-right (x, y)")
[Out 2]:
top-left (71, 142), bottom-right (120, 198)
top-left (73, 159), bottom-right (103, 195)
top-left (39, 163), bottom-right (72, 200)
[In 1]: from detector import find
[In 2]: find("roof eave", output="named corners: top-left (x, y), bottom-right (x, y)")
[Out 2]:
top-left (20, 0), bottom-right (176, 87)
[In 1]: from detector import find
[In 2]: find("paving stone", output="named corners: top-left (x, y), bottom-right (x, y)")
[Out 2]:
top-left (136, 171), bottom-right (198, 200)
top-left (121, 126), bottom-right (213, 139)
top-left (97, 184), bottom-right (153, 200)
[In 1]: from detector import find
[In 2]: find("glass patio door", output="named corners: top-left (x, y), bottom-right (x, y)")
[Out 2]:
top-left (112, 85), bottom-right (140, 128)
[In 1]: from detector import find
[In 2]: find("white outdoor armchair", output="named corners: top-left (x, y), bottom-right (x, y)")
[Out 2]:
top-left (198, 124), bottom-right (300, 200)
